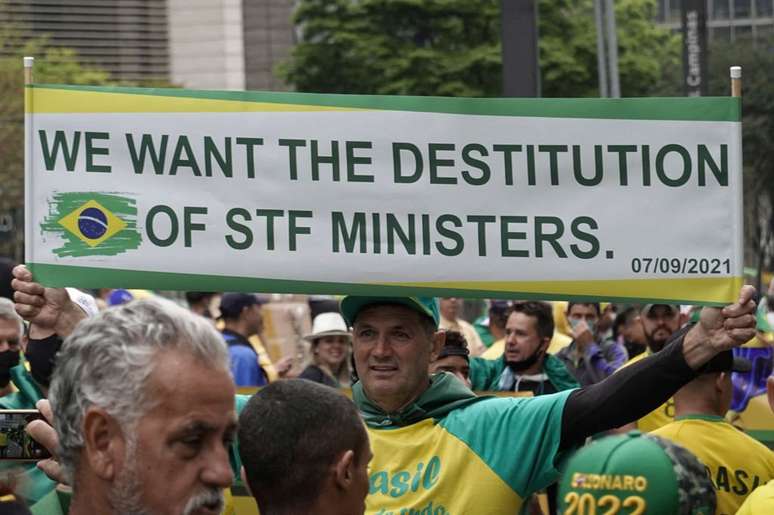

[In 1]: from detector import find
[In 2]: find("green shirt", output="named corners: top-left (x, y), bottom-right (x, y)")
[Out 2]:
top-left (354, 373), bottom-right (573, 514)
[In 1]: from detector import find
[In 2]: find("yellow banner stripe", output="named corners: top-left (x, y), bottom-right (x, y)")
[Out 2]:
top-left (27, 88), bottom-right (362, 114)
top-left (379, 276), bottom-right (744, 304)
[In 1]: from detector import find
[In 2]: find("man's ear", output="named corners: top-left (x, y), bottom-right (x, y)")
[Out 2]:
top-left (82, 407), bottom-right (125, 481)
top-left (430, 331), bottom-right (446, 362)
top-left (715, 372), bottom-right (727, 392)
top-left (767, 377), bottom-right (774, 413)
top-left (334, 449), bottom-right (356, 489)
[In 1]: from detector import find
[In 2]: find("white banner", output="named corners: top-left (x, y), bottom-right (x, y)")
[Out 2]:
top-left (25, 85), bottom-right (743, 303)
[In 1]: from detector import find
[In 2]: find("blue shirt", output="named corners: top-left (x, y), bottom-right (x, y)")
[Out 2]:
top-left (221, 330), bottom-right (267, 387)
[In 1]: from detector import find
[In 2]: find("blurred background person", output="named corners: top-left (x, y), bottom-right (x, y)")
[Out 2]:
top-left (299, 312), bottom-right (352, 388)
top-left (725, 301), bottom-right (774, 446)
top-left (481, 300), bottom-right (572, 360)
top-left (185, 291), bottom-right (218, 321)
top-left (471, 301), bottom-right (578, 395)
top-left (439, 298), bottom-right (486, 356)
top-left (613, 306), bottom-right (648, 359)
top-left (473, 300), bottom-right (509, 350)
top-left (617, 303), bottom-right (684, 433)
top-left (219, 292), bottom-right (269, 387)
top-left (429, 330), bottom-right (471, 389)
top-left (556, 302), bottom-right (627, 385)
top-left (0, 299), bottom-right (22, 398)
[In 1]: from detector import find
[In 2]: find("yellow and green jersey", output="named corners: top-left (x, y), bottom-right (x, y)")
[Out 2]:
top-left (619, 350), bottom-right (675, 432)
top-left (652, 415), bottom-right (774, 515)
top-left (356, 373), bottom-right (573, 514)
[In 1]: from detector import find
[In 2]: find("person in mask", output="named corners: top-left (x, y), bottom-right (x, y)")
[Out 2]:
top-left (0, 299), bottom-right (22, 397)
top-left (469, 301), bottom-right (579, 395)
top-left (554, 302), bottom-right (628, 385)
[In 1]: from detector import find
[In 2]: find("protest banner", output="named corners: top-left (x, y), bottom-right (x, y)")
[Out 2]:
top-left (25, 81), bottom-right (743, 304)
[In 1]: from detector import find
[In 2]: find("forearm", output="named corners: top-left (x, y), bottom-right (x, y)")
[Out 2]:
top-left (681, 323), bottom-right (720, 369)
top-left (27, 297), bottom-right (87, 340)
top-left (559, 325), bottom-right (694, 450)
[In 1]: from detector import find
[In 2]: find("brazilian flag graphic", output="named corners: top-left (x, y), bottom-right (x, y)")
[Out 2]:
top-left (41, 192), bottom-right (141, 257)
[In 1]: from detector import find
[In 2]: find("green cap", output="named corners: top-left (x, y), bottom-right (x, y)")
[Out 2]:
top-left (339, 296), bottom-right (439, 327)
top-left (559, 432), bottom-right (715, 515)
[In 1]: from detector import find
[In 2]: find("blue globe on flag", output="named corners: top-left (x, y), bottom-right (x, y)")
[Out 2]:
top-left (77, 207), bottom-right (109, 240)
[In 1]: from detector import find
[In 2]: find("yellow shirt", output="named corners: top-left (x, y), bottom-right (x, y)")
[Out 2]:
top-left (736, 479), bottom-right (774, 515)
top-left (727, 394), bottom-right (774, 449)
top-left (619, 350), bottom-right (674, 432)
top-left (481, 332), bottom-right (572, 360)
top-left (653, 415), bottom-right (774, 515)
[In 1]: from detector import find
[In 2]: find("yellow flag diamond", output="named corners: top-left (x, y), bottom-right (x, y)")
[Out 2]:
top-left (58, 200), bottom-right (127, 247)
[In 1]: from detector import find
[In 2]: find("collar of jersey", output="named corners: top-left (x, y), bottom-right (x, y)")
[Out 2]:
top-left (352, 372), bottom-right (482, 428)
top-left (674, 413), bottom-right (725, 422)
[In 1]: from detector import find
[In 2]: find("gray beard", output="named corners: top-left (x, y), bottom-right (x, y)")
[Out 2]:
top-left (107, 436), bottom-right (225, 515)
top-left (108, 438), bottom-right (150, 515)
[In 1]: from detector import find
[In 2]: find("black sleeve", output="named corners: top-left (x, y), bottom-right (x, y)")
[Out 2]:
top-left (298, 365), bottom-right (323, 383)
top-left (559, 325), bottom-right (696, 450)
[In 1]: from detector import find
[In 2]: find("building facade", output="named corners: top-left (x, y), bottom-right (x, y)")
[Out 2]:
top-left (657, 0), bottom-right (774, 42)
top-left (0, 0), bottom-right (296, 89)
top-left (0, 0), bottom-right (169, 82)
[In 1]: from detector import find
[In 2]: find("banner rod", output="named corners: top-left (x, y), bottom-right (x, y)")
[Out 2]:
top-left (23, 56), bottom-right (34, 264)
top-left (24, 56), bottom-right (34, 84)
top-left (730, 66), bottom-right (742, 97)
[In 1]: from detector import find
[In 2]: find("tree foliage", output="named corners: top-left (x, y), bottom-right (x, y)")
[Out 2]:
top-left (280, 0), bottom-right (680, 98)
top-left (0, 28), bottom-right (111, 259)
top-left (707, 37), bottom-right (774, 278)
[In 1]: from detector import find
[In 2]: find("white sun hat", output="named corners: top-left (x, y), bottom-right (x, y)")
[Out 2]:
top-left (303, 312), bottom-right (351, 342)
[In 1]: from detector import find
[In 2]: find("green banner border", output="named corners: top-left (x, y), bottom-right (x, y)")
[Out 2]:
top-left (28, 84), bottom-right (741, 122)
top-left (29, 263), bottom-right (729, 306)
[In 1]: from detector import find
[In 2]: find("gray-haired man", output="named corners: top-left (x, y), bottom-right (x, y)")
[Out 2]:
top-left (45, 298), bottom-right (236, 515)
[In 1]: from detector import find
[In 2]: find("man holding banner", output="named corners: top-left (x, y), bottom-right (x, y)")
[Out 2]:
top-left (340, 291), bottom-right (755, 514)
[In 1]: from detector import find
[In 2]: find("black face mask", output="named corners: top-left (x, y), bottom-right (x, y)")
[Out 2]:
top-left (0, 350), bottom-right (20, 387)
top-left (25, 336), bottom-right (62, 388)
top-left (505, 347), bottom-right (545, 373)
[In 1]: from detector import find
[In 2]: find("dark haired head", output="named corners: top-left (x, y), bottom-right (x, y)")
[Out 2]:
top-left (488, 300), bottom-right (510, 330)
top-left (184, 291), bottom-right (215, 305)
top-left (238, 379), bottom-right (368, 513)
top-left (567, 302), bottom-right (601, 316)
top-left (509, 301), bottom-right (554, 340)
top-left (438, 330), bottom-right (469, 361)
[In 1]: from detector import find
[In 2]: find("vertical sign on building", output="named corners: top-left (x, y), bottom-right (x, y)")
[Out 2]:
top-left (501, 0), bottom-right (540, 97)
top-left (682, 0), bottom-right (708, 96)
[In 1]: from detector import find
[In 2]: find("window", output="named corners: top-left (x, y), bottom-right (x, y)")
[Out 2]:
top-left (714, 0), bottom-right (730, 19)
top-left (755, 0), bottom-right (773, 16)
top-left (733, 0), bottom-right (752, 18)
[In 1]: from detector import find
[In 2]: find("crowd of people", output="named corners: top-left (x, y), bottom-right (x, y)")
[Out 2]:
top-left (0, 256), bottom-right (772, 514)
